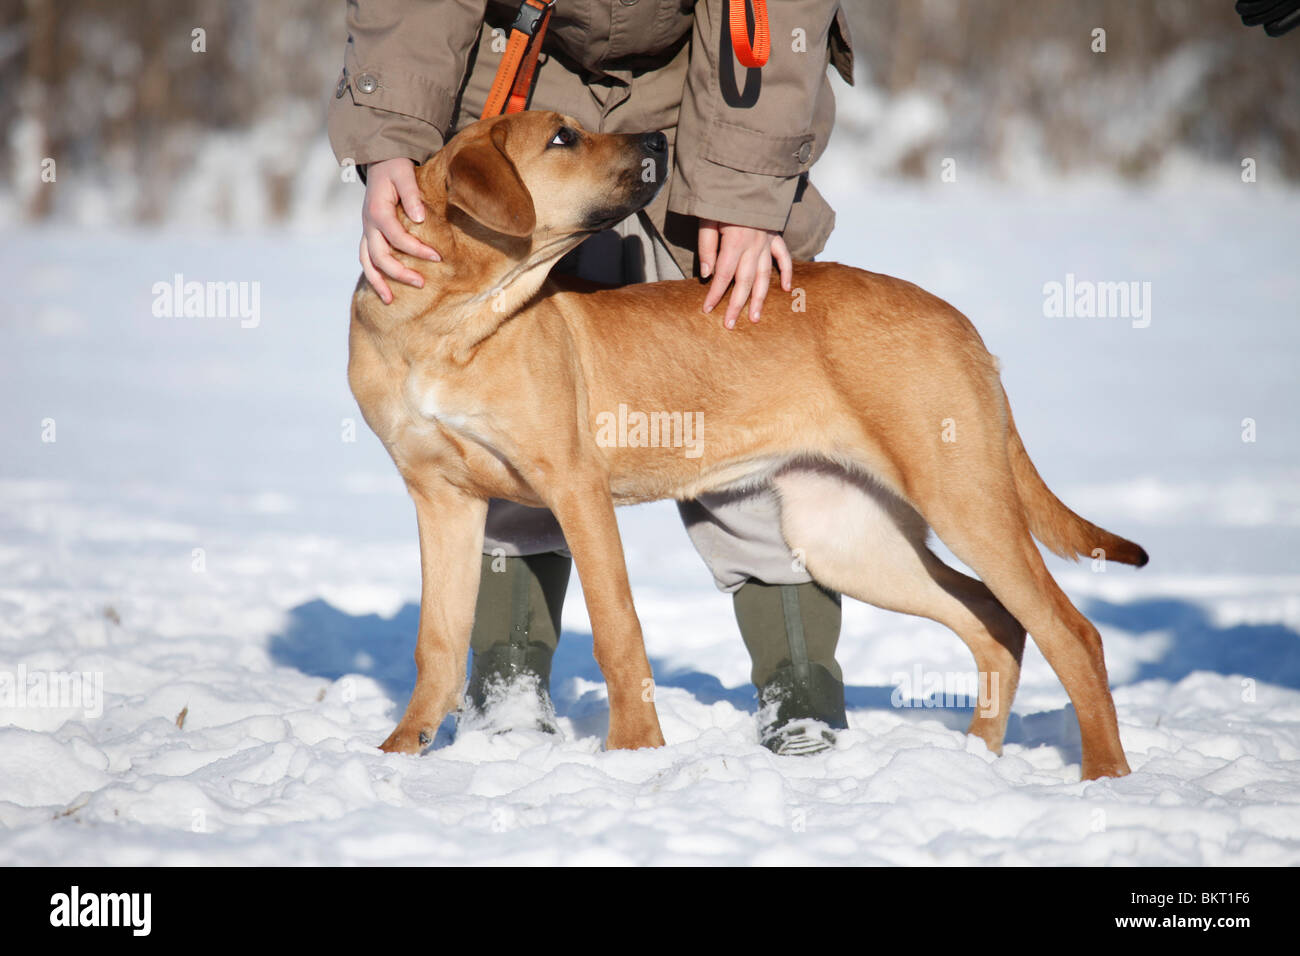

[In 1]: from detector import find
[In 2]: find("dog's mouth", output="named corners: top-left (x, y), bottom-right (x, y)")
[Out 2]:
top-left (578, 131), bottom-right (667, 232)
top-left (580, 174), bottom-right (664, 232)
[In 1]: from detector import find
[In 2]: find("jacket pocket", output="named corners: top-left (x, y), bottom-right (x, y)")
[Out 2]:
top-left (341, 44), bottom-right (451, 130)
top-left (700, 120), bottom-right (817, 177)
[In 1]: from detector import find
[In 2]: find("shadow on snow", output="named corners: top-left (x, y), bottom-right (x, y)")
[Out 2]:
top-left (268, 595), bottom-right (1299, 764)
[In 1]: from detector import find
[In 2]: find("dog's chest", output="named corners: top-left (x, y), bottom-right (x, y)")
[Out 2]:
top-left (405, 373), bottom-right (474, 432)
top-left (399, 370), bottom-right (513, 462)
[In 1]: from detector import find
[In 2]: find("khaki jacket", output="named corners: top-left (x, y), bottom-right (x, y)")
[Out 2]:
top-left (327, 0), bottom-right (854, 272)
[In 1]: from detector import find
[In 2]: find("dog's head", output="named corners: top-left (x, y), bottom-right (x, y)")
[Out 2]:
top-left (422, 111), bottom-right (668, 246)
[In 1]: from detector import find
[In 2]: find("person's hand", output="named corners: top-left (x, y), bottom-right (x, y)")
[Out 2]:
top-left (360, 157), bottom-right (441, 304)
top-left (698, 220), bottom-right (794, 329)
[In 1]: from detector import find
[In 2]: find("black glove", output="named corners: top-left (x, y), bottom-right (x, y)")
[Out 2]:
top-left (1236, 0), bottom-right (1300, 36)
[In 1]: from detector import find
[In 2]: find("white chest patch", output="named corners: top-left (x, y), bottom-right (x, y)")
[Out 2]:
top-left (407, 377), bottom-right (471, 430)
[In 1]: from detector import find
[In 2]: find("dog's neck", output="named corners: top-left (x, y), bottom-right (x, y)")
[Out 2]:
top-left (356, 188), bottom-right (586, 367)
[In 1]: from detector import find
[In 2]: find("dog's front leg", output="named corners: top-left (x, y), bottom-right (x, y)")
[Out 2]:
top-left (380, 479), bottom-right (488, 754)
top-left (549, 478), bottom-right (665, 751)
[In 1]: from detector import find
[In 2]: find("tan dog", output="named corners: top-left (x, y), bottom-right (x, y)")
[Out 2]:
top-left (347, 111), bottom-right (1148, 781)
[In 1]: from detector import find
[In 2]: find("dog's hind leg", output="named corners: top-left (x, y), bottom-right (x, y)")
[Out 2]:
top-left (380, 479), bottom-right (488, 754)
top-left (903, 462), bottom-right (1131, 780)
top-left (773, 466), bottom-right (1026, 755)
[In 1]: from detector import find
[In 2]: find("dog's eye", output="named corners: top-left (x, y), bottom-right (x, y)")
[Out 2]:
top-left (549, 127), bottom-right (578, 148)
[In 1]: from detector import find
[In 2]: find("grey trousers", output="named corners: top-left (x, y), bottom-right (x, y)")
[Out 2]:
top-left (483, 212), bottom-right (813, 594)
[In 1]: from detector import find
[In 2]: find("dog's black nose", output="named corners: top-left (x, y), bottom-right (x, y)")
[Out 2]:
top-left (642, 131), bottom-right (667, 154)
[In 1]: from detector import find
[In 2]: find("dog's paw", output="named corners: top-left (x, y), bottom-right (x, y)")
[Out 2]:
top-left (379, 724), bottom-right (431, 755)
top-left (605, 724), bottom-right (666, 752)
top-left (964, 716), bottom-right (1006, 756)
top-left (1081, 756), bottom-right (1132, 781)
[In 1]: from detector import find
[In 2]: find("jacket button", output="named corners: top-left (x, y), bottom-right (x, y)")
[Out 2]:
top-left (335, 75), bottom-right (347, 98)
top-left (797, 141), bottom-right (813, 164)
top-left (620, 0), bottom-right (639, 5)
top-left (356, 73), bottom-right (378, 94)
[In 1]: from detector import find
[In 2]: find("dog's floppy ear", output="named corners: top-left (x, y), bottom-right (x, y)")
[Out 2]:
top-left (446, 124), bottom-right (536, 238)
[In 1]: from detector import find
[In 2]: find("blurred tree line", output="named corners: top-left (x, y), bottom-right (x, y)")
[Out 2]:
top-left (840, 0), bottom-right (1299, 180)
top-left (1, 0), bottom-right (1296, 224)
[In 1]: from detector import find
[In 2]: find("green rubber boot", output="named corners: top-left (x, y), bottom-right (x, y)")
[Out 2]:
top-left (733, 579), bottom-right (848, 755)
top-left (464, 551), bottom-right (571, 735)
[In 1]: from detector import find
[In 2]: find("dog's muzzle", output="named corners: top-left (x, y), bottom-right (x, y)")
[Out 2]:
top-left (581, 131), bottom-right (669, 231)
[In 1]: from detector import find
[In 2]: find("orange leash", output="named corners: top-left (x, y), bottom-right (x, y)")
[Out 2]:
top-left (728, 0), bottom-right (770, 68)
top-left (483, 0), bottom-right (764, 119)
top-left (481, 0), bottom-right (555, 118)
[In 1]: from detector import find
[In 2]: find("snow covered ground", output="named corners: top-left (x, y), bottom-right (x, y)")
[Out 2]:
top-left (2, 166), bottom-right (1298, 865)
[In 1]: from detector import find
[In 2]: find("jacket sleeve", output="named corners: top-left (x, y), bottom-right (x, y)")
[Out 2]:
top-left (327, 0), bottom-right (489, 169)
top-left (668, 0), bottom-right (851, 234)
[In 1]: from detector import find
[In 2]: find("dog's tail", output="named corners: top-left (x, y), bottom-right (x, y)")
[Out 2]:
top-left (1004, 389), bottom-right (1149, 567)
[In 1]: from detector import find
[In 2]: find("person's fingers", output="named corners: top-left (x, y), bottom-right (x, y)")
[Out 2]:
top-left (723, 249), bottom-right (758, 330)
top-left (383, 217), bottom-right (441, 262)
top-left (360, 237), bottom-right (393, 304)
top-left (368, 195), bottom-right (438, 263)
top-left (749, 247), bottom-right (772, 323)
top-left (772, 235), bottom-right (793, 292)
top-left (392, 169), bottom-right (440, 261)
top-left (393, 166), bottom-right (426, 225)
top-left (698, 220), bottom-right (719, 280)
top-left (703, 241), bottom-right (741, 315)
top-left (366, 227), bottom-right (424, 290)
